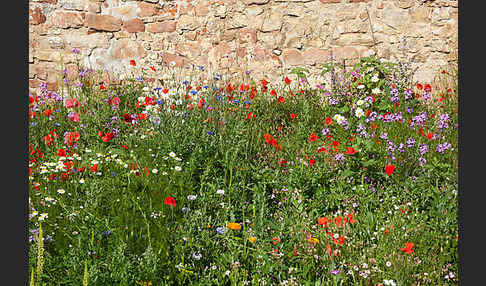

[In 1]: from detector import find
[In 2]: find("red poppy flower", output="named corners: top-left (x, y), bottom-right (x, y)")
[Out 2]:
top-left (100, 83), bottom-right (106, 90)
top-left (290, 113), bottom-right (297, 119)
top-left (400, 242), bottom-right (415, 254)
top-left (130, 60), bottom-right (136, 66)
top-left (122, 113), bottom-right (132, 124)
top-left (90, 164), bottom-right (98, 172)
top-left (42, 109), bottom-right (52, 117)
top-left (280, 159), bottom-right (287, 166)
top-left (261, 79), bottom-right (268, 86)
top-left (264, 133), bottom-right (272, 143)
top-left (416, 83), bottom-right (423, 90)
top-left (164, 196), bottom-right (176, 207)
top-left (346, 213), bottom-right (357, 224)
top-left (317, 147), bottom-right (327, 153)
top-left (426, 132), bottom-right (434, 140)
top-left (325, 117), bottom-right (333, 125)
top-left (284, 77), bottom-right (291, 85)
top-left (57, 148), bottom-right (66, 157)
top-left (309, 159), bottom-right (316, 166)
top-left (317, 217), bottom-right (329, 227)
top-left (334, 216), bottom-right (342, 227)
top-left (385, 164), bottom-right (396, 176)
top-left (247, 111), bottom-right (255, 120)
top-left (344, 147), bottom-right (357, 155)
top-left (424, 84), bottom-right (431, 92)
top-left (309, 133), bottom-right (319, 142)
top-left (44, 135), bottom-right (52, 145)
top-left (121, 145), bottom-right (129, 150)
top-left (102, 132), bottom-right (115, 143)
top-left (150, 66), bottom-right (156, 71)
top-left (332, 140), bottom-right (340, 147)
top-left (277, 96), bottom-right (285, 103)
top-left (271, 89), bottom-right (278, 97)
top-left (138, 113), bottom-right (147, 120)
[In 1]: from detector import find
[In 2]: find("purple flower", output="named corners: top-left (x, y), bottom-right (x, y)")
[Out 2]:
top-left (321, 128), bottom-right (330, 135)
top-left (438, 113), bottom-right (450, 129)
top-left (334, 153), bottom-right (345, 165)
top-left (418, 157), bottom-right (427, 166)
top-left (418, 144), bottom-right (429, 156)
top-left (406, 137), bottom-right (415, 148)
top-left (404, 88), bottom-right (413, 100)
top-left (72, 48), bottom-right (80, 54)
top-left (330, 270), bottom-right (340, 275)
top-left (436, 142), bottom-right (452, 153)
top-left (380, 132), bottom-right (388, 140)
top-left (390, 88), bottom-right (399, 103)
top-left (216, 227), bottom-right (226, 234)
top-left (329, 98), bottom-right (339, 106)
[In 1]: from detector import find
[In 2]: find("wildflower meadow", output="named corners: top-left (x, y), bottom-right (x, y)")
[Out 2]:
top-left (28, 52), bottom-right (458, 285)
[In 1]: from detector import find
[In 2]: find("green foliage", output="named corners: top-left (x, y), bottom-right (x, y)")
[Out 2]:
top-left (28, 56), bottom-right (458, 285)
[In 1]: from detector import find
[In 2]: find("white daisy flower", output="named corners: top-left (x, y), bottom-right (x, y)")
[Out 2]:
top-left (372, 87), bottom-right (381, 94)
top-left (355, 108), bottom-right (365, 118)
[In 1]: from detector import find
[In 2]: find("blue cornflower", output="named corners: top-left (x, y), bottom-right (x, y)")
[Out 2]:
top-left (190, 90), bottom-right (197, 95)
top-left (203, 85), bottom-right (209, 89)
top-left (156, 100), bottom-right (164, 105)
top-left (244, 100), bottom-right (251, 105)
top-left (217, 96), bottom-right (223, 101)
top-left (233, 99), bottom-right (240, 104)
top-left (207, 131), bottom-right (213, 135)
top-left (216, 227), bottom-right (226, 234)
top-left (183, 80), bottom-right (189, 85)
top-left (101, 230), bottom-right (112, 236)
top-left (137, 76), bottom-right (143, 82)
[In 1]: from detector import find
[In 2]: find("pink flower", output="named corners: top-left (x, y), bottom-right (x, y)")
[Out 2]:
top-left (65, 98), bottom-right (79, 109)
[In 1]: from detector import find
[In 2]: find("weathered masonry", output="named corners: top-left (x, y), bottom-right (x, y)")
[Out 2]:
top-left (29, 0), bottom-right (458, 94)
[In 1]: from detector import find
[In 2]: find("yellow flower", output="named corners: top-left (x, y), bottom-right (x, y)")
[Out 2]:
top-left (248, 236), bottom-right (257, 243)
top-left (227, 222), bottom-right (241, 230)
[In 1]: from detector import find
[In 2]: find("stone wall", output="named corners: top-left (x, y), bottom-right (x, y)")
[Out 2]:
top-left (28, 0), bottom-right (458, 94)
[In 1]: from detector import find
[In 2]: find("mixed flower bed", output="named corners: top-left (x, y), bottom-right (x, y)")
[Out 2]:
top-left (28, 54), bottom-right (458, 285)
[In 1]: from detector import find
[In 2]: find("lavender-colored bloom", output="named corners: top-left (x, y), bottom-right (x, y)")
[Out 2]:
top-left (406, 106), bottom-right (413, 114)
top-left (341, 118), bottom-right (349, 130)
top-left (356, 123), bottom-right (366, 133)
top-left (72, 48), bottom-right (80, 54)
top-left (386, 141), bottom-right (396, 153)
top-left (390, 88), bottom-right (400, 103)
top-left (207, 106), bottom-right (214, 110)
top-left (335, 153), bottom-right (345, 165)
top-left (380, 132), bottom-right (388, 140)
top-left (150, 116), bottom-right (161, 125)
top-left (398, 143), bottom-right (405, 153)
top-left (406, 137), bottom-right (415, 147)
top-left (404, 88), bottom-right (413, 100)
top-left (329, 98), bottom-right (339, 106)
top-left (436, 142), bottom-right (452, 153)
top-left (438, 113), bottom-right (450, 129)
top-left (418, 144), bottom-right (429, 156)
top-left (365, 111), bottom-right (377, 123)
top-left (330, 270), bottom-right (340, 275)
top-left (422, 91), bottom-right (431, 103)
top-left (364, 96), bottom-right (373, 105)
top-left (321, 128), bottom-right (330, 135)
top-left (418, 157), bottom-right (427, 166)
top-left (216, 227), bottom-right (226, 234)
top-left (412, 112), bottom-right (427, 127)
